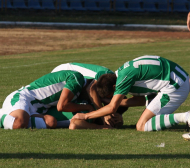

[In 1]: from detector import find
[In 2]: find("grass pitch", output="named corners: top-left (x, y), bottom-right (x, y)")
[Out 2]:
top-left (0, 37), bottom-right (190, 167)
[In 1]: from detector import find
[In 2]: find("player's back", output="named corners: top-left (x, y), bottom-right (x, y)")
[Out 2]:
top-left (52, 62), bottom-right (113, 79)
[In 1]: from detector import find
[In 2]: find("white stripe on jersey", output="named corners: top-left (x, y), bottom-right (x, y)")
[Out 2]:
top-left (71, 65), bottom-right (96, 78)
top-left (73, 74), bottom-right (82, 88)
top-left (116, 76), bottom-right (128, 87)
top-left (133, 55), bottom-right (160, 61)
top-left (133, 79), bottom-right (169, 91)
top-left (51, 63), bottom-right (75, 72)
top-left (133, 60), bottom-right (160, 68)
top-left (115, 70), bottom-right (118, 77)
top-left (175, 66), bottom-right (188, 79)
top-left (52, 63), bottom-right (97, 79)
top-left (170, 71), bottom-right (184, 86)
top-left (25, 82), bottom-right (65, 100)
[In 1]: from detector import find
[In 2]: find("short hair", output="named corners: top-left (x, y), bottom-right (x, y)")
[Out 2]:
top-left (96, 73), bottom-right (117, 98)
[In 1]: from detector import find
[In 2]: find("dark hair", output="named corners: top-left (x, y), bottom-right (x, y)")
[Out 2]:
top-left (96, 74), bottom-right (117, 98)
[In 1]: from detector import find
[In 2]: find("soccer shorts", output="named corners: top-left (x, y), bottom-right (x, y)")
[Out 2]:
top-left (1, 89), bottom-right (39, 116)
top-left (147, 77), bottom-right (190, 115)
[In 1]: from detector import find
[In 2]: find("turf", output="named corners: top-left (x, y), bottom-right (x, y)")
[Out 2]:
top-left (0, 39), bottom-right (190, 167)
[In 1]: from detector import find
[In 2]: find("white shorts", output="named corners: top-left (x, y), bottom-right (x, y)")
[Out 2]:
top-left (1, 89), bottom-right (39, 116)
top-left (147, 77), bottom-right (189, 115)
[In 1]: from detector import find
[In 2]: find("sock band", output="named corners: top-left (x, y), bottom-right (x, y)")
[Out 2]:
top-left (3, 115), bottom-right (15, 129)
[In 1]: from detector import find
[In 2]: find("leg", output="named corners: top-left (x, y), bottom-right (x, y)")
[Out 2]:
top-left (140, 78), bottom-right (189, 132)
top-left (144, 112), bottom-right (190, 131)
top-left (136, 108), bottom-right (155, 131)
top-left (29, 114), bottom-right (57, 129)
top-left (44, 115), bottom-right (57, 128)
top-left (69, 119), bottom-right (112, 129)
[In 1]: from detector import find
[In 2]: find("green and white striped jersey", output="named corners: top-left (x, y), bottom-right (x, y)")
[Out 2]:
top-left (11, 70), bottom-right (85, 114)
top-left (114, 55), bottom-right (188, 96)
top-left (52, 62), bottom-right (114, 80)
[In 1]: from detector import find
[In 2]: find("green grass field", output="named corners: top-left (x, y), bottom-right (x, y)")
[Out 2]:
top-left (1, 39), bottom-right (190, 167)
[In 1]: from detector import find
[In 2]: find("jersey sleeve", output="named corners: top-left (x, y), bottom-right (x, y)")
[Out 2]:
top-left (114, 67), bottom-right (136, 96)
top-left (64, 72), bottom-right (85, 96)
top-left (95, 70), bottom-right (114, 80)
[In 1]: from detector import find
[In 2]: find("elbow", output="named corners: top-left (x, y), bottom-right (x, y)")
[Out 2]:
top-left (57, 104), bottom-right (64, 112)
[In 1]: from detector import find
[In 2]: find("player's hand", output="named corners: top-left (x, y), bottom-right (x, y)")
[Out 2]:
top-left (104, 113), bottom-right (123, 128)
top-left (187, 12), bottom-right (190, 31)
top-left (104, 115), bottom-right (115, 127)
top-left (72, 113), bottom-right (86, 120)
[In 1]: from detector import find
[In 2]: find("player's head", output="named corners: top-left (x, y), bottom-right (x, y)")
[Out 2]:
top-left (96, 73), bottom-right (117, 98)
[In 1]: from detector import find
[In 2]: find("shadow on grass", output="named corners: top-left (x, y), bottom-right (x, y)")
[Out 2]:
top-left (0, 153), bottom-right (190, 159)
top-left (120, 124), bottom-right (187, 132)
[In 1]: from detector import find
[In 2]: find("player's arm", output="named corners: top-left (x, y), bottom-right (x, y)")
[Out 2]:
top-left (187, 12), bottom-right (190, 31)
top-left (101, 96), bottom-right (146, 107)
top-left (86, 80), bottom-right (103, 109)
top-left (119, 96), bottom-right (146, 107)
top-left (72, 94), bottom-right (125, 120)
top-left (57, 88), bottom-right (94, 112)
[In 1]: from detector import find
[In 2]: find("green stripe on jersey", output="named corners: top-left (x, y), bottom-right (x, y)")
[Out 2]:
top-left (95, 70), bottom-right (114, 80)
top-left (36, 107), bottom-right (47, 114)
top-left (169, 78), bottom-right (180, 90)
top-left (27, 71), bottom-right (83, 91)
top-left (26, 71), bottom-right (84, 107)
top-left (11, 92), bottom-right (20, 106)
top-left (173, 67), bottom-right (187, 82)
top-left (114, 56), bottom-right (175, 96)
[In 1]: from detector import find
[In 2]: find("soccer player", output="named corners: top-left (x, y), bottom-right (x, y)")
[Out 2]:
top-left (0, 70), bottom-right (94, 129)
top-left (72, 55), bottom-right (190, 132)
top-left (52, 62), bottom-right (149, 126)
top-left (52, 62), bottom-right (115, 110)
top-left (187, 12), bottom-right (190, 31)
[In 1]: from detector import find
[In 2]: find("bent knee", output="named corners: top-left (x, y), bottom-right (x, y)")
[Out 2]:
top-left (44, 115), bottom-right (57, 129)
top-left (69, 119), bottom-right (80, 130)
top-left (136, 122), bottom-right (145, 132)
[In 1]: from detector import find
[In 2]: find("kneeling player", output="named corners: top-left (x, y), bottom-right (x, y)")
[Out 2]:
top-left (0, 70), bottom-right (94, 129)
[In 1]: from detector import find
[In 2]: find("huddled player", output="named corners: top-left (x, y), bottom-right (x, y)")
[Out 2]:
top-left (0, 70), bottom-right (94, 129)
top-left (72, 55), bottom-right (190, 132)
top-left (51, 62), bottom-right (153, 127)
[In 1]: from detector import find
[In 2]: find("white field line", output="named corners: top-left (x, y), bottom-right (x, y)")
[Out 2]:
top-left (0, 59), bottom-right (81, 69)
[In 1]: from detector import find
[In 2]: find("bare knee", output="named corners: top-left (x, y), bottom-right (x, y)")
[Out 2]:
top-left (69, 119), bottom-right (81, 130)
top-left (136, 121), bottom-right (145, 132)
top-left (44, 115), bottom-right (57, 129)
